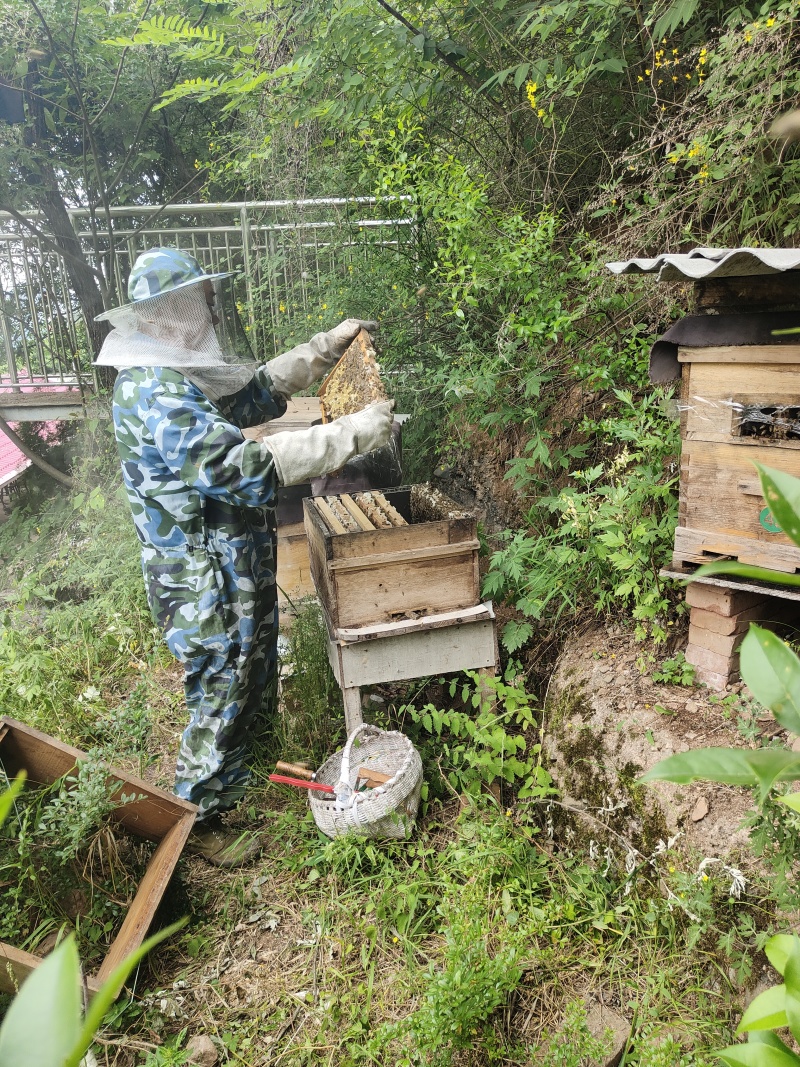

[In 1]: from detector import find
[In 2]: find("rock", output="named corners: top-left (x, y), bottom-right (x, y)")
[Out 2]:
top-left (685, 700), bottom-right (700, 714)
top-left (791, 736), bottom-right (800, 753)
top-left (186, 1035), bottom-right (219, 1067)
top-left (584, 1001), bottom-right (630, 1066)
top-left (691, 796), bottom-right (709, 822)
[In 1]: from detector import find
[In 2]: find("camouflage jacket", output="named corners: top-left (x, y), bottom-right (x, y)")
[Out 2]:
top-left (113, 366), bottom-right (287, 654)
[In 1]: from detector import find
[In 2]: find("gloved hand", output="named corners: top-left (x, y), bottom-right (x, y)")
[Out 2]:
top-left (264, 318), bottom-right (379, 399)
top-left (263, 400), bottom-right (395, 487)
top-left (342, 399), bottom-right (394, 454)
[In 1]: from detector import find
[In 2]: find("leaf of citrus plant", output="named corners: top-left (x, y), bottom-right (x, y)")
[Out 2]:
top-left (737, 983), bottom-right (787, 1032)
top-left (691, 561), bottom-right (800, 587)
top-left (0, 772), bottom-right (25, 828)
top-left (717, 1042), bottom-right (800, 1066)
top-left (766, 935), bottom-right (800, 977)
top-left (639, 748), bottom-right (800, 802)
top-left (64, 917), bottom-right (188, 1067)
top-left (756, 464), bottom-right (800, 548)
top-left (783, 939), bottom-right (800, 1045)
top-left (740, 626), bottom-right (800, 735)
top-left (0, 936), bottom-right (81, 1067)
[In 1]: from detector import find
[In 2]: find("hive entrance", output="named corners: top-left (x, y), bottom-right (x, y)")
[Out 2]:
top-left (739, 404), bottom-right (800, 439)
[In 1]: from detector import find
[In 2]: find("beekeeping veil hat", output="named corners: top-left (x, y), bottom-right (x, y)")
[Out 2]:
top-left (94, 247), bottom-right (257, 401)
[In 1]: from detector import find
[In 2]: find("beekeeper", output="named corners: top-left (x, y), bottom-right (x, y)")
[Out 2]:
top-left (95, 247), bottom-right (393, 865)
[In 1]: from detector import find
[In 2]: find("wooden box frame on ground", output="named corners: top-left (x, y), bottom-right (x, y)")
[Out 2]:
top-left (0, 717), bottom-right (196, 997)
top-left (303, 487), bottom-right (480, 629)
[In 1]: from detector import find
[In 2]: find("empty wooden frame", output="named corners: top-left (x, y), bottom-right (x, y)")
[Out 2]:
top-left (0, 717), bottom-right (196, 997)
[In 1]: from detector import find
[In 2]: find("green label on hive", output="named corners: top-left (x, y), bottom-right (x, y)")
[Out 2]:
top-left (760, 507), bottom-right (783, 533)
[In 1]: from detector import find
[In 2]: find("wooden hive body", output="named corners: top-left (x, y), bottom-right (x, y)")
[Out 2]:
top-left (674, 344), bottom-right (800, 573)
top-left (303, 487), bottom-right (480, 628)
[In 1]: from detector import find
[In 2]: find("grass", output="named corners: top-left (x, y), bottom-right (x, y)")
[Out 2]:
top-left (0, 433), bottom-right (785, 1065)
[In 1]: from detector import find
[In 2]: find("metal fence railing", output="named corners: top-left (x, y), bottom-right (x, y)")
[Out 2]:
top-left (0, 198), bottom-right (415, 396)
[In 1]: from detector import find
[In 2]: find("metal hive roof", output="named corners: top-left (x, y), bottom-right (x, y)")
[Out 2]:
top-left (606, 246), bottom-right (800, 282)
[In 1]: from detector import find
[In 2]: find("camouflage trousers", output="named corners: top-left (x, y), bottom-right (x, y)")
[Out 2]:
top-left (142, 514), bottom-right (278, 820)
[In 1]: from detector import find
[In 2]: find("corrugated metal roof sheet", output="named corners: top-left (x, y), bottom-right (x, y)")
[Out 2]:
top-left (606, 246), bottom-right (800, 281)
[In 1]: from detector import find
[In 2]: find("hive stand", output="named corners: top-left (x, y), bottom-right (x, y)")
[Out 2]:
top-left (323, 603), bottom-right (499, 733)
top-left (667, 578), bottom-right (799, 689)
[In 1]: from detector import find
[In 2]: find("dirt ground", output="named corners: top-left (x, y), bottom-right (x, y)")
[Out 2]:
top-left (547, 620), bottom-right (768, 859)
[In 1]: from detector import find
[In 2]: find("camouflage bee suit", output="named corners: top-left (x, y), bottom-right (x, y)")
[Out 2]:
top-left (113, 364), bottom-right (287, 819)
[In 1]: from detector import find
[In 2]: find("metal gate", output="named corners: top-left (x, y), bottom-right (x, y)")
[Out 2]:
top-left (0, 197), bottom-right (415, 413)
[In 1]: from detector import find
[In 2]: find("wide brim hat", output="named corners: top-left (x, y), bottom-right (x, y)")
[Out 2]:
top-left (95, 246), bottom-right (233, 323)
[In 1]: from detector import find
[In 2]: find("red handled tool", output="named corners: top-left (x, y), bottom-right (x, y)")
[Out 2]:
top-left (269, 773), bottom-right (334, 794)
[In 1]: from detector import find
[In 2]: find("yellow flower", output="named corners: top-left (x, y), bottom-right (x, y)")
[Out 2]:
top-left (321, 302), bottom-right (328, 309)
top-left (637, 75), bottom-right (643, 82)
top-left (645, 68), bottom-right (651, 75)
top-left (767, 16), bottom-right (775, 26)
top-left (702, 874), bottom-right (709, 882)
top-left (278, 302), bottom-right (286, 312)
top-left (537, 108), bottom-right (545, 118)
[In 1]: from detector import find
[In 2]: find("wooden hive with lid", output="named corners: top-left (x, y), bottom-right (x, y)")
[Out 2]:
top-left (303, 485), bottom-right (480, 629)
top-left (607, 249), bottom-right (800, 686)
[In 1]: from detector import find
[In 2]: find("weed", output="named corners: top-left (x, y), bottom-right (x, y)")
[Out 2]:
top-left (401, 667), bottom-right (554, 800)
top-left (651, 652), bottom-right (695, 687)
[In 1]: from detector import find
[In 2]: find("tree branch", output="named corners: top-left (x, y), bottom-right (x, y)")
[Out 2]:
top-left (373, 0), bottom-right (506, 115)
top-left (0, 203), bottom-right (104, 281)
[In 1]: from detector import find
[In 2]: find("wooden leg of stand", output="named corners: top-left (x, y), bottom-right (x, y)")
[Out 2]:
top-left (342, 686), bottom-right (363, 735)
top-left (476, 665), bottom-right (496, 711)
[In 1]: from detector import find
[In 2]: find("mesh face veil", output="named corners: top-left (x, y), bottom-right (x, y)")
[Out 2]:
top-left (95, 282), bottom-right (257, 401)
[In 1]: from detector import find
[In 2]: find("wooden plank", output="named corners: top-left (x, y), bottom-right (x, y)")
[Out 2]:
top-left (680, 440), bottom-right (800, 546)
top-left (340, 494), bottom-right (375, 531)
top-left (0, 718), bottom-right (195, 840)
top-left (328, 539), bottom-right (481, 573)
top-left (337, 603), bottom-right (494, 643)
top-left (337, 617), bottom-right (497, 688)
top-left (683, 361), bottom-right (800, 442)
top-left (304, 501), bottom-right (338, 624)
top-left (314, 496), bottom-right (348, 535)
top-left (678, 345), bottom-right (800, 364)
top-left (334, 552), bottom-right (480, 628)
top-left (0, 943), bottom-right (102, 996)
top-left (673, 526), bottom-right (800, 573)
top-left (328, 519), bottom-right (457, 561)
top-left (277, 521), bottom-right (315, 613)
top-left (342, 687), bottom-right (363, 735)
top-left (95, 812), bottom-right (195, 990)
top-left (661, 566), bottom-right (800, 604)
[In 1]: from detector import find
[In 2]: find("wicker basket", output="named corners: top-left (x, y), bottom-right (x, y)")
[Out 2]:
top-left (309, 724), bottom-right (423, 840)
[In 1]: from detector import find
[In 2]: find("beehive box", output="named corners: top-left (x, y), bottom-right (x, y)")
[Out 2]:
top-left (303, 486), bottom-right (480, 628)
top-left (674, 344), bottom-right (800, 573)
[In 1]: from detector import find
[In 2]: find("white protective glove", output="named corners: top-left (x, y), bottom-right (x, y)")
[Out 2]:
top-left (265, 318), bottom-right (378, 399)
top-left (264, 400), bottom-right (394, 487)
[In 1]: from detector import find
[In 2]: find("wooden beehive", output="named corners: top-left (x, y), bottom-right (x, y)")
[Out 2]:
top-left (0, 717), bottom-right (196, 998)
top-left (303, 486), bottom-right (480, 628)
top-left (673, 344), bottom-right (800, 573)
